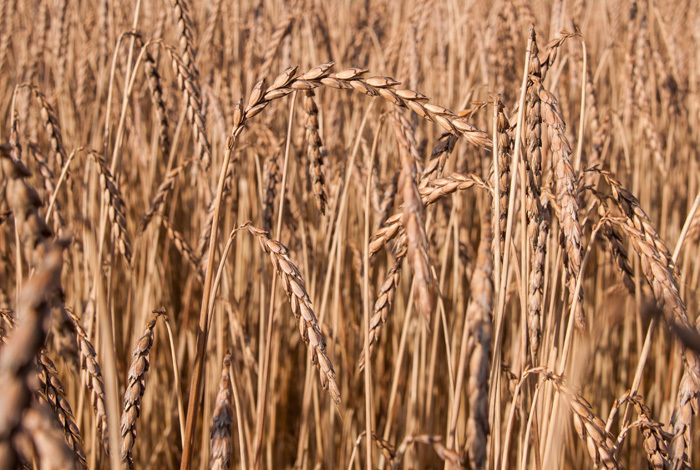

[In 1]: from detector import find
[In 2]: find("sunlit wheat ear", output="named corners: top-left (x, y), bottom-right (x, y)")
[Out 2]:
top-left (534, 77), bottom-right (585, 330)
top-left (546, 372), bottom-right (622, 469)
top-left (244, 224), bottom-right (340, 403)
top-left (524, 26), bottom-right (547, 360)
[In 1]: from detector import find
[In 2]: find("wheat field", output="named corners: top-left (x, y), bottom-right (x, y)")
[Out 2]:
top-left (1, 0), bottom-right (700, 469)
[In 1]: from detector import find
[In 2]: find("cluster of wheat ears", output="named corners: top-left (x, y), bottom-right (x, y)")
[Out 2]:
top-left (1, 0), bottom-right (700, 469)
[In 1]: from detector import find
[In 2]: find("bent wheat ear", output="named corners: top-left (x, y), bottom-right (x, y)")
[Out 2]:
top-left (36, 351), bottom-right (87, 469)
top-left (67, 309), bottom-right (109, 455)
top-left (245, 224), bottom-right (340, 403)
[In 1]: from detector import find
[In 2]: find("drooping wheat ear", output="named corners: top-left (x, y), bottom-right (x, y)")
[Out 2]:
top-left (616, 392), bottom-right (670, 470)
top-left (142, 47), bottom-right (171, 160)
top-left (597, 171), bottom-right (699, 467)
top-left (29, 86), bottom-right (69, 174)
top-left (209, 353), bottom-right (233, 470)
top-left (369, 173), bottom-right (491, 258)
top-left (0, 245), bottom-right (66, 468)
top-left (87, 151), bottom-right (132, 266)
top-left (597, 204), bottom-right (635, 294)
top-left (66, 308), bottom-right (109, 455)
top-left (161, 216), bottom-right (204, 282)
top-left (303, 90), bottom-right (328, 215)
top-left (244, 224), bottom-right (340, 403)
top-left (163, 41), bottom-right (211, 170)
top-left (394, 113), bottom-right (435, 326)
top-left (36, 351), bottom-right (87, 470)
top-left (547, 372), bottom-right (623, 469)
top-left (120, 309), bottom-right (164, 468)
top-left (495, 100), bottom-right (511, 262)
top-left (390, 434), bottom-right (464, 470)
top-left (597, 170), bottom-right (674, 269)
top-left (359, 243), bottom-right (406, 370)
top-left (138, 160), bottom-right (190, 234)
top-left (21, 401), bottom-right (79, 470)
top-left (227, 62), bottom-right (490, 150)
top-left (465, 205), bottom-right (494, 470)
top-left (535, 77), bottom-right (585, 329)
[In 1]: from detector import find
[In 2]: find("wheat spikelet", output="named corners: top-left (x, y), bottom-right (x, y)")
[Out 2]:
top-left (29, 87), bottom-right (68, 175)
top-left (262, 146), bottom-right (281, 231)
top-left (394, 113), bottom-right (435, 326)
top-left (616, 392), bottom-right (670, 469)
top-left (66, 309), bottom-right (109, 455)
top-left (163, 41), bottom-right (211, 170)
top-left (120, 309), bottom-right (163, 468)
top-left (86, 151), bottom-right (132, 266)
top-left (535, 77), bottom-right (585, 329)
top-left (303, 90), bottom-right (328, 215)
top-left (495, 100), bottom-right (511, 263)
top-left (142, 47), bottom-right (171, 160)
top-left (546, 372), bottom-right (623, 469)
top-left (138, 160), bottom-right (190, 234)
top-left (369, 173), bottom-right (490, 258)
top-left (35, 351), bottom-right (87, 469)
top-left (209, 353), bottom-right (233, 470)
top-left (359, 243), bottom-right (406, 370)
top-left (161, 216), bottom-right (203, 282)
